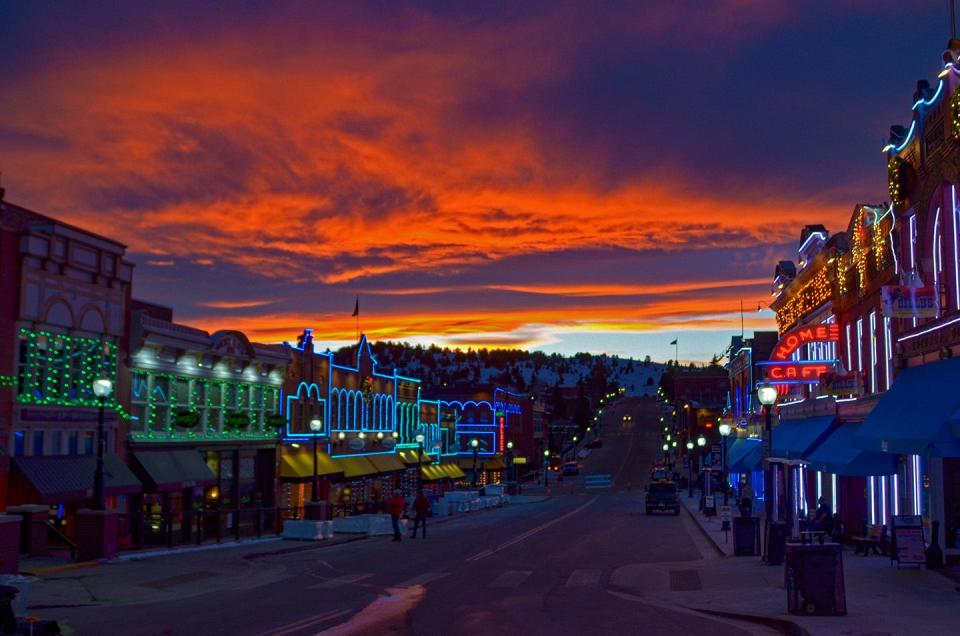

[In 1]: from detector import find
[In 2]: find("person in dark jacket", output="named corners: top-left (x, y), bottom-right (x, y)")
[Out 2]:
top-left (387, 489), bottom-right (406, 542)
top-left (410, 490), bottom-right (430, 539)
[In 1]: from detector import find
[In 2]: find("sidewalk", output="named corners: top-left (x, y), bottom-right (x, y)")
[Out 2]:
top-left (663, 494), bottom-right (960, 635)
top-left (17, 496), bottom-right (541, 611)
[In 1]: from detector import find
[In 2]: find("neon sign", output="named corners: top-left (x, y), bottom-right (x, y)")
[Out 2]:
top-left (761, 361), bottom-right (834, 384)
top-left (771, 324), bottom-right (840, 361)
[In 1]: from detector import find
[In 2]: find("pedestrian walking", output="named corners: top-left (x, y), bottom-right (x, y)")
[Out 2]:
top-left (738, 482), bottom-right (754, 517)
top-left (410, 489), bottom-right (430, 539)
top-left (387, 489), bottom-right (406, 542)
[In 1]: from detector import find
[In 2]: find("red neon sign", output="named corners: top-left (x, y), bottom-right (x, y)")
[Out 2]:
top-left (764, 362), bottom-right (833, 383)
top-left (772, 323), bottom-right (840, 361)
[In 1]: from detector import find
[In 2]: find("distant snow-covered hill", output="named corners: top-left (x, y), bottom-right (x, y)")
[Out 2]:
top-left (333, 342), bottom-right (666, 397)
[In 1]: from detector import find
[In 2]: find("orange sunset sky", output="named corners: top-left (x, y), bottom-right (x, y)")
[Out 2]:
top-left (0, 1), bottom-right (949, 360)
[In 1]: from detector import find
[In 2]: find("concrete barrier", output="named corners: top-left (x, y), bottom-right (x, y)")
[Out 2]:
top-left (332, 514), bottom-right (404, 536)
top-left (283, 519), bottom-right (334, 541)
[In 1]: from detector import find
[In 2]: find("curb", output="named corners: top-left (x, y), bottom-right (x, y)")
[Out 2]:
top-left (683, 606), bottom-right (812, 636)
top-left (20, 560), bottom-right (101, 577)
top-left (681, 498), bottom-right (726, 558)
top-left (243, 535), bottom-right (367, 560)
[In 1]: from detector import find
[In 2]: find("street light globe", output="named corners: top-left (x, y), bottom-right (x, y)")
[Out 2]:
top-left (757, 382), bottom-right (778, 406)
top-left (506, 441), bottom-right (514, 449)
top-left (544, 449), bottom-right (550, 457)
top-left (392, 431), bottom-right (399, 438)
top-left (309, 418), bottom-right (323, 432)
top-left (666, 434), bottom-right (671, 441)
top-left (672, 441), bottom-right (677, 447)
top-left (470, 438), bottom-right (479, 449)
top-left (719, 423), bottom-right (732, 437)
top-left (377, 431), bottom-right (384, 439)
top-left (686, 441), bottom-right (694, 450)
top-left (586, 427), bottom-right (591, 432)
top-left (358, 432), bottom-right (366, 439)
top-left (662, 443), bottom-right (669, 451)
top-left (572, 435), bottom-right (578, 442)
top-left (338, 432), bottom-right (346, 440)
top-left (92, 377), bottom-right (113, 399)
top-left (415, 433), bottom-right (425, 443)
top-left (697, 436), bottom-right (707, 447)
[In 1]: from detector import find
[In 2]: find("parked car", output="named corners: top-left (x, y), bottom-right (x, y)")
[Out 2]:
top-left (561, 461), bottom-right (580, 476)
top-left (645, 481), bottom-right (680, 515)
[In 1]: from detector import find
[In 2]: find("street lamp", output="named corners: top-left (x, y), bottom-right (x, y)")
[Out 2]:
top-left (309, 418), bottom-right (323, 503)
top-left (543, 448), bottom-right (551, 486)
top-left (686, 440), bottom-right (694, 498)
top-left (91, 377), bottom-right (113, 511)
top-left (415, 433), bottom-right (426, 490)
top-left (757, 383), bottom-right (777, 530)
top-left (697, 436), bottom-right (706, 447)
top-left (470, 438), bottom-right (480, 487)
top-left (506, 441), bottom-right (516, 487)
top-left (719, 423), bottom-right (732, 505)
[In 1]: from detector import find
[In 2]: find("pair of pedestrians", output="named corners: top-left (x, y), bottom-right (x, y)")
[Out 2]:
top-left (387, 489), bottom-right (430, 542)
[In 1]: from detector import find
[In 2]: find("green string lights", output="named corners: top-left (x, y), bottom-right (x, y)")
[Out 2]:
top-left (888, 156), bottom-right (906, 209)
top-left (952, 84), bottom-right (960, 143)
top-left (15, 328), bottom-right (126, 418)
top-left (129, 367), bottom-right (279, 442)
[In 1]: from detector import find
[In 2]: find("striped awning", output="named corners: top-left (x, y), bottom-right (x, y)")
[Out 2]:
top-left (420, 464), bottom-right (447, 481)
top-left (278, 449), bottom-right (343, 480)
top-left (397, 449), bottom-right (434, 466)
top-left (367, 453), bottom-right (407, 473)
top-left (484, 457), bottom-right (506, 471)
top-left (332, 455), bottom-right (379, 478)
top-left (12, 454), bottom-right (142, 504)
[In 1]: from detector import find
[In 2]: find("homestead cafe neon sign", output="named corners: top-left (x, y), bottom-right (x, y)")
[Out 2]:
top-left (760, 323), bottom-right (841, 385)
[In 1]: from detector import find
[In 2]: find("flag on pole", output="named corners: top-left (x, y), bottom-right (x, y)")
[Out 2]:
top-left (669, 339), bottom-right (677, 345)
top-left (351, 297), bottom-right (359, 317)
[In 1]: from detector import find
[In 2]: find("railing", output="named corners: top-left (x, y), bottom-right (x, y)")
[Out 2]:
top-left (46, 521), bottom-right (78, 560)
top-left (119, 507), bottom-right (304, 551)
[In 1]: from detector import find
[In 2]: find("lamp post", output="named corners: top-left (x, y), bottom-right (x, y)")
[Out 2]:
top-left (310, 418), bottom-right (323, 503)
top-left (757, 383), bottom-right (778, 527)
top-left (686, 441), bottom-right (694, 498)
top-left (91, 377), bottom-right (113, 511)
top-left (470, 438), bottom-right (480, 487)
top-left (719, 423), bottom-right (732, 505)
top-left (543, 448), bottom-right (550, 486)
top-left (506, 441), bottom-right (515, 487)
top-left (416, 433), bottom-right (426, 491)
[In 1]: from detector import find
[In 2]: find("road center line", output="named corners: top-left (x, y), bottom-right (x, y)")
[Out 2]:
top-left (465, 497), bottom-right (598, 562)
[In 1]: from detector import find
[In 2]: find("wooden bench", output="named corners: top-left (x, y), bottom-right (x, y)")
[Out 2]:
top-left (853, 524), bottom-right (886, 555)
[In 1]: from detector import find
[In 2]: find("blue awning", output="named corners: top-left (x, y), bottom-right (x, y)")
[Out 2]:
top-left (854, 357), bottom-right (960, 457)
top-left (725, 438), bottom-right (753, 468)
top-left (806, 424), bottom-right (897, 476)
top-left (771, 415), bottom-right (835, 459)
top-left (730, 439), bottom-right (763, 472)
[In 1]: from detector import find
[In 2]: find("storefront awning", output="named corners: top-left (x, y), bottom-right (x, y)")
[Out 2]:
top-left (807, 424), bottom-right (897, 476)
top-left (457, 457), bottom-right (490, 470)
top-left (855, 356), bottom-right (960, 457)
top-left (725, 438), bottom-right (756, 469)
top-left (730, 441), bottom-right (763, 472)
top-left (12, 454), bottom-right (142, 504)
top-left (131, 450), bottom-right (217, 492)
top-left (366, 453), bottom-right (407, 473)
top-left (279, 449), bottom-right (343, 480)
top-left (397, 449), bottom-right (434, 465)
top-left (484, 458), bottom-right (506, 471)
top-left (421, 464), bottom-right (447, 481)
top-left (332, 455), bottom-right (379, 478)
top-left (771, 415), bottom-right (835, 459)
top-left (442, 463), bottom-right (466, 479)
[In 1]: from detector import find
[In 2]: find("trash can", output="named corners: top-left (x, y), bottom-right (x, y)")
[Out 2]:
top-left (785, 543), bottom-right (846, 616)
top-left (765, 521), bottom-right (789, 565)
top-left (733, 516), bottom-right (761, 556)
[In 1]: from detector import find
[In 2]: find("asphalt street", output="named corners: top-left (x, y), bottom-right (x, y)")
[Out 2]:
top-left (50, 398), bottom-right (772, 636)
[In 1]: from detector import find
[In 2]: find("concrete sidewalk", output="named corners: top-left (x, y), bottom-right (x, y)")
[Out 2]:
top-left (665, 493), bottom-right (960, 635)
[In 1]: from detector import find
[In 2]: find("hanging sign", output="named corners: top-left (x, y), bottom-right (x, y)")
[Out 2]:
top-left (819, 371), bottom-right (863, 397)
top-left (881, 285), bottom-right (938, 319)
